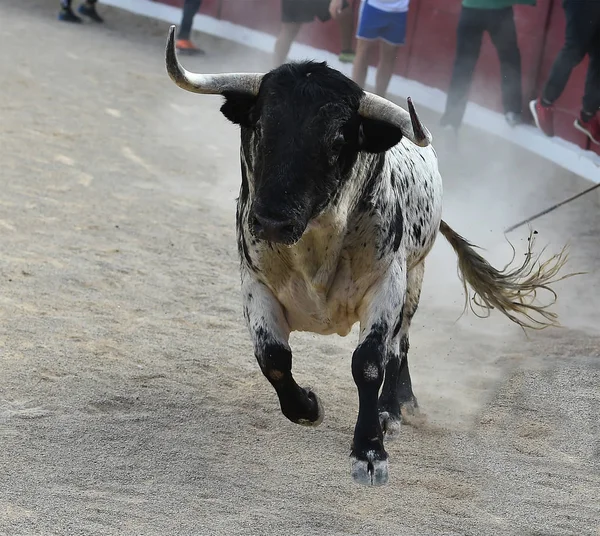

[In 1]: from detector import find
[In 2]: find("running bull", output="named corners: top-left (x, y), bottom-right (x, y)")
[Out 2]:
top-left (165, 26), bottom-right (570, 485)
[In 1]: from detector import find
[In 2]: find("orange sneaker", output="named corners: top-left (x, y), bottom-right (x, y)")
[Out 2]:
top-left (175, 39), bottom-right (205, 56)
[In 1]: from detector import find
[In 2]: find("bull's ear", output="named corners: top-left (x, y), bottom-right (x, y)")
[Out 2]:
top-left (358, 117), bottom-right (403, 153)
top-left (220, 91), bottom-right (257, 128)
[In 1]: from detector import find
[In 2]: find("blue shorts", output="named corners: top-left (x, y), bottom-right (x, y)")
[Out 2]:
top-left (357, 1), bottom-right (408, 46)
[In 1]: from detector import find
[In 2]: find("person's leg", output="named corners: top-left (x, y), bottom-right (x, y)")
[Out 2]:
top-left (375, 40), bottom-right (399, 98)
top-left (59, 0), bottom-right (82, 22)
top-left (275, 0), bottom-right (318, 66)
top-left (78, 0), bottom-right (103, 23)
top-left (274, 23), bottom-right (303, 66)
top-left (176, 0), bottom-right (204, 54)
top-left (352, 38), bottom-right (373, 88)
top-left (352, 1), bottom-right (381, 88)
top-left (574, 15), bottom-right (600, 144)
top-left (440, 7), bottom-right (485, 129)
top-left (338, 1), bottom-right (355, 62)
top-left (487, 7), bottom-right (522, 125)
top-left (581, 7), bottom-right (600, 119)
top-left (531, 0), bottom-right (596, 136)
top-left (178, 0), bottom-right (203, 40)
top-left (373, 9), bottom-right (407, 98)
top-left (541, 8), bottom-right (589, 105)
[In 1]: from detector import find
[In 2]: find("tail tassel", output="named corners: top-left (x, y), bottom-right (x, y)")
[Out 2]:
top-left (439, 220), bottom-right (583, 330)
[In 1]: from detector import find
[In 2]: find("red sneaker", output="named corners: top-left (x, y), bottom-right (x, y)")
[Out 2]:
top-left (574, 114), bottom-right (600, 145)
top-left (529, 98), bottom-right (554, 137)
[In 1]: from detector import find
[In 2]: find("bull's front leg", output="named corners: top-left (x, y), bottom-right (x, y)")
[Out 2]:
top-left (242, 271), bottom-right (324, 426)
top-left (351, 260), bottom-right (406, 486)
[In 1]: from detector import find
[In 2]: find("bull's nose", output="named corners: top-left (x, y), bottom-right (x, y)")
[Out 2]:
top-left (252, 213), bottom-right (297, 244)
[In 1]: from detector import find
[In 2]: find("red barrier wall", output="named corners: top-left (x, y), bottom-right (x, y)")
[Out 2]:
top-left (171, 0), bottom-right (599, 155)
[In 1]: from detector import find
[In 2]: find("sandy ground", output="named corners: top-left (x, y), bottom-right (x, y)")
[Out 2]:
top-left (0, 2), bottom-right (599, 535)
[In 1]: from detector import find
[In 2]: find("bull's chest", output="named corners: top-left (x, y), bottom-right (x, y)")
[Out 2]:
top-left (256, 233), bottom-right (382, 337)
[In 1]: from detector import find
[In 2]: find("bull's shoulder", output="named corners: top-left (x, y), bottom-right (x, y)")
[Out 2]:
top-left (349, 144), bottom-right (442, 259)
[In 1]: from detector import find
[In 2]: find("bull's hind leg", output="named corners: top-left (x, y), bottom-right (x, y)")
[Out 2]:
top-left (242, 272), bottom-right (324, 426)
top-left (378, 260), bottom-right (424, 438)
top-left (351, 260), bottom-right (407, 486)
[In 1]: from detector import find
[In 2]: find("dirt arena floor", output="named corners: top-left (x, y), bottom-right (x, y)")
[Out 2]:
top-left (1, 2), bottom-right (599, 535)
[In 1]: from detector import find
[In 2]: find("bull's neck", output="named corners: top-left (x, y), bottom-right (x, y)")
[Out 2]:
top-left (345, 151), bottom-right (387, 212)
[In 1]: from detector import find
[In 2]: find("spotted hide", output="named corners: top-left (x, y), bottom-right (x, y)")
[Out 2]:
top-left (165, 28), bottom-right (572, 486)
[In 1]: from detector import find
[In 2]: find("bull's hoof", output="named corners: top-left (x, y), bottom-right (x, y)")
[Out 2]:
top-left (378, 396), bottom-right (422, 438)
top-left (379, 411), bottom-right (402, 440)
top-left (351, 456), bottom-right (389, 486)
top-left (400, 399), bottom-right (426, 427)
top-left (296, 389), bottom-right (324, 427)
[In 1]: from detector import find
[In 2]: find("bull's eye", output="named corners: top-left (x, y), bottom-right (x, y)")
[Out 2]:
top-left (331, 134), bottom-right (345, 153)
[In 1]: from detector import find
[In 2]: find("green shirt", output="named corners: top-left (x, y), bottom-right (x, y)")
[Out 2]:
top-left (462, 0), bottom-right (536, 8)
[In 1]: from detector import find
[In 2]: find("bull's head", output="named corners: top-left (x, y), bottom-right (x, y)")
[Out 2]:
top-left (165, 26), bottom-right (431, 245)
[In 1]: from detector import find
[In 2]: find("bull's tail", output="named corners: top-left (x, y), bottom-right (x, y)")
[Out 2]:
top-left (438, 220), bottom-right (580, 330)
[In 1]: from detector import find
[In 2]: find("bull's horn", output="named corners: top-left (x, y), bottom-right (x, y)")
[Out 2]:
top-left (359, 93), bottom-right (432, 147)
top-left (165, 25), bottom-right (263, 95)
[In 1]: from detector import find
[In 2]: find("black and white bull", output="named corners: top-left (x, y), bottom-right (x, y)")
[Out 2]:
top-left (165, 26), bottom-right (570, 486)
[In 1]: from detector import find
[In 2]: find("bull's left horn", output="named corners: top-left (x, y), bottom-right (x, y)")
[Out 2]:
top-left (166, 25), bottom-right (263, 95)
top-left (359, 92), bottom-right (432, 147)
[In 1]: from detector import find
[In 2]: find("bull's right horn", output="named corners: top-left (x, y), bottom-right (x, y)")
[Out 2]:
top-left (166, 25), bottom-right (263, 95)
top-left (359, 93), bottom-right (432, 147)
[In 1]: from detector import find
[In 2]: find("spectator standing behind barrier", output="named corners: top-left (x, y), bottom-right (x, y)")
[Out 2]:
top-left (175, 0), bottom-right (205, 55)
top-left (440, 0), bottom-right (536, 131)
top-left (530, 0), bottom-right (600, 145)
top-left (58, 0), bottom-right (103, 22)
top-left (274, 0), bottom-right (352, 67)
top-left (337, 0), bottom-right (410, 99)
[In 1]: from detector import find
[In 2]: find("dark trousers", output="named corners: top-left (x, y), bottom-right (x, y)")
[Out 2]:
top-left (177, 0), bottom-right (203, 40)
top-left (542, 0), bottom-right (600, 115)
top-left (443, 7), bottom-right (523, 128)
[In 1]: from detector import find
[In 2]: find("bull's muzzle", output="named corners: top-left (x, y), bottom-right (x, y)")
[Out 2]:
top-left (251, 211), bottom-right (301, 246)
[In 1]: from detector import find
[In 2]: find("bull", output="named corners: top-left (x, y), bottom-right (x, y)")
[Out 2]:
top-left (165, 26), bottom-right (571, 485)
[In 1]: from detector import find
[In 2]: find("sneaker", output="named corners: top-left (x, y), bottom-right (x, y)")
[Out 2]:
top-left (529, 98), bottom-right (554, 137)
top-left (338, 50), bottom-right (355, 63)
top-left (175, 39), bottom-right (206, 56)
top-left (78, 2), bottom-right (104, 23)
top-left (505, 112), bottom-right (522, 127)
top-left (574, 114), bottom-right (600, 145)
top-left (58, 6), bottom-right (82, 22)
